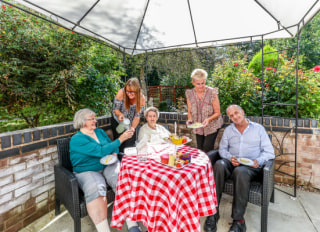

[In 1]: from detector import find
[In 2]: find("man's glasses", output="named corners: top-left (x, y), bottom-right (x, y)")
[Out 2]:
top-left (86, 118), bottom-right (97, 121)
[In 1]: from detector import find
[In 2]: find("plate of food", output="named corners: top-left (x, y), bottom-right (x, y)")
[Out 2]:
top-left (163, 135), bottom-right (191, 145)
top-left (154, 153), bottom-right (191, 169)
top-left (187, 122), bottom-right (204, 129)
top-left (238, 157), bottom-right (254, 166)
top-left (100, 155), bottom-right (118, 165)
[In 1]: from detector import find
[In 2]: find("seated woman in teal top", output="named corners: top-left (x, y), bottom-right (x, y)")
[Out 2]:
top-left (69, 108), bottom-right (141, 232)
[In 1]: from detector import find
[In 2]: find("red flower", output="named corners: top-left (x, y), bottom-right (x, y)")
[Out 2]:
top-left (234, 62), bottom-right (239, 67)
top-left (273, 68), bottom-right (277, 72)
top-left (265, 67), bottom-right (272, 71)
top-left (266, 83), bottom-right (269, 88)
top-left (254, 76), bottom-right (261, 83)
top-left (313, 65), bottom-right (320, 73)
top-left (12, 28), bottom-right (16, 31)
top-left (242, 69), bottom-right (246, 72)
top-left (1, 5), bottom-right (6, 9)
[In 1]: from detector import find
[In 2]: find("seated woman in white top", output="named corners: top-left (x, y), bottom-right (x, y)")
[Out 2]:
top-left (138, 106), bottom-right (171, 143)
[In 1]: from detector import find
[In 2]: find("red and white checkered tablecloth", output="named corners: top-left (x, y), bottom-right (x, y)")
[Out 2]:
top-left (111, 145), bottom-right (217, 232)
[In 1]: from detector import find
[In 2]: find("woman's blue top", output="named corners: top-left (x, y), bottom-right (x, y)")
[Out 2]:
top-left (69, 128), bottom-right (120, 173)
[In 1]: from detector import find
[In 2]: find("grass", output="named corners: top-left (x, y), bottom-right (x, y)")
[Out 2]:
top-left (0, 119), bottom-right (29, 133)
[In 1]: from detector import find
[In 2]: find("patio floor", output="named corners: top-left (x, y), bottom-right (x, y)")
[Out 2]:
top-left (19, 185), bottom-right (320, 232)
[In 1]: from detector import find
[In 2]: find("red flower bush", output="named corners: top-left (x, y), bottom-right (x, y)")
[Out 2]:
top-left (313, 65), bottom-right (320, 73)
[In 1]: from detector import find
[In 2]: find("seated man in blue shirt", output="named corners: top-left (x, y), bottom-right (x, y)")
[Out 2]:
top-left (204, 104), bottom-right (274, 232)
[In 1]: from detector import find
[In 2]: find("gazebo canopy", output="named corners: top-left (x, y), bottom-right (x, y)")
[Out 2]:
top-left (4, 0), bottom-right (320, 55)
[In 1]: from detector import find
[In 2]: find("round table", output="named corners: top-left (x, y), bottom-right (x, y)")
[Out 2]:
top-left (111, 145), bottom-right (217, 232)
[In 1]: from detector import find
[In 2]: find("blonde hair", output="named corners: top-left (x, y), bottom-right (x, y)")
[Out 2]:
top-left (73, 108), bottom-right (96, 129)
top-left (191, 69), bottom-right (208, 81)
top-left (144, 106), bottom-right (160, 118)
top-left (124, 77), bottom-right (142, 112)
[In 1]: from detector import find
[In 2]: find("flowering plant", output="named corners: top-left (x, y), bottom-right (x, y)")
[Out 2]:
top-left (313, 65), bottom-right (320, 73)
top-left (207, 56), bottom-right (320, 120)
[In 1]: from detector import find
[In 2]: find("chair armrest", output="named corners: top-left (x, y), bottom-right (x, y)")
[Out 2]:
top-left (207, 149), bottom-right (221, 166)
top-left (54, 164), bottom-right (81, 217)
top-left (262, 159), bottom-right (275, 204)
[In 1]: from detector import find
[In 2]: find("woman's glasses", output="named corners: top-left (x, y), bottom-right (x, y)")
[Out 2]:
top-left (126, 90), bottom-right (136, 95)
top-left (86, 118), bottom-right (97, 121)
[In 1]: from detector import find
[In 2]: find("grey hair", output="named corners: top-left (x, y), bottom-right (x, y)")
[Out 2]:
top-left (226, 105), bottom-right (243, 114)
top-left (144, 106), bottom-right (160, 118)
top-left (73, 108), bottom-right (96, 129)
top-left (191, 68), bottom-right (208, 81)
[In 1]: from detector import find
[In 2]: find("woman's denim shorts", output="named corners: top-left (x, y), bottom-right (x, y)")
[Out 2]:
top-left (74, 160), bottom-right (120, 203)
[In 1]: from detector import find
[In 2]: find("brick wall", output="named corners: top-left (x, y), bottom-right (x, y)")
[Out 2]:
top-left (0, 113), bottom-right (319, 231)
top-left (0, 117), bottom-right (112, 232)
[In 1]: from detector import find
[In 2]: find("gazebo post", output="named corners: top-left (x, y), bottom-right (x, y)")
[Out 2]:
top-left (294, 25), bottom-right (301, 198)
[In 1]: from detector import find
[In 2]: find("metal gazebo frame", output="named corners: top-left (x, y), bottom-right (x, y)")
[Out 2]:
top-left (3, 0), bottom-right (320, 197)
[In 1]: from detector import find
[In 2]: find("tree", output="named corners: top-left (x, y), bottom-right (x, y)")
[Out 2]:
top-left (74, 44), bottom-right (124, 115)
top-left (0, 4), bottom-right (124, 128)
top-left (268, 12), bottom-right (320, 70)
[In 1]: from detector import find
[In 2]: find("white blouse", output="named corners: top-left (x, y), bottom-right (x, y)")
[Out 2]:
top-left (138, 124), bottom-right (171, 143)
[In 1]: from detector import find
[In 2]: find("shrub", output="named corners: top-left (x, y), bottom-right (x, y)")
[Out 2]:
top-left (207, 58), bottom-right (261, 116)
top-left (248, 45), bottom-right (284, 75)
top-left (158, 101), bottom-right (170, 112)
top-left (207, 56), bottom-right (320, 120)
top-left (261, 58), bottom-right (320, 119)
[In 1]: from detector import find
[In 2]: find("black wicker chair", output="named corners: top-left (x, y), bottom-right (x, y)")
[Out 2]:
top-left (54, 137), bottom-right (115, 232)
top-left (207, 135), bottom-right (275, 232)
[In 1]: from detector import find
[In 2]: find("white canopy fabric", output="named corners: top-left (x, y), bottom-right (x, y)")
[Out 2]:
top-left (3, 0), bottom-right (320, 55)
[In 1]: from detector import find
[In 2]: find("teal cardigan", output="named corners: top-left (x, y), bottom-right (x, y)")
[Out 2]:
top-left (69, 128), bottom-right (121, 173)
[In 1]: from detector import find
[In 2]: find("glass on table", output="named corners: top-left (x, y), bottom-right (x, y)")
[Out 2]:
top-left (136, 141), bottom-right (148, 162)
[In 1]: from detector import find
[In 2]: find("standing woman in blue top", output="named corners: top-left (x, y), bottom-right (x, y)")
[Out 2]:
top-left (112, 77), bottom-right (145, 152)
top-left (69, 109), bottom-right (141, 232)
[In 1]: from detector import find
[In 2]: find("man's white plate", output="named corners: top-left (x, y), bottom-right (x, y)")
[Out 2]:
top-left (187, 123), bottom-right (203, 129)
top-left (100, 155), bottom-right (118, 165)
top-left (238, 158), bottom-right (254, 166)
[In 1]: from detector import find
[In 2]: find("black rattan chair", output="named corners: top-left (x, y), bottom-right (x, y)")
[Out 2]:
top-left (54, 137), bottom-right (115, 232)
top-left (207, 135), bottom-right (275, 232)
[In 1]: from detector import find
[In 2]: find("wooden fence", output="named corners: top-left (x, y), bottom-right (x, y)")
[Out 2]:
top-left (147, 85), bottom-right (189, 107)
